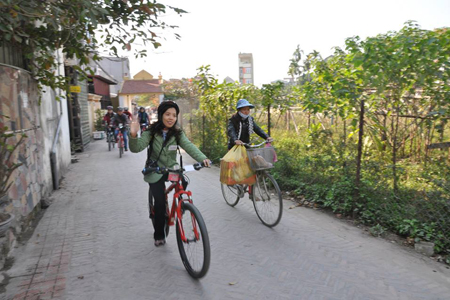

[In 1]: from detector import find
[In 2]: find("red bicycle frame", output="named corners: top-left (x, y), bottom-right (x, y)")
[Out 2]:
top-left (118, 131), bottom-right (124, 148)
top-left (164, 174), bottom-right (200, 242)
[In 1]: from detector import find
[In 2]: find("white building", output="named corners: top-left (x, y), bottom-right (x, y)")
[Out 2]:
top-left (238, 53), bottom-right (254, 85)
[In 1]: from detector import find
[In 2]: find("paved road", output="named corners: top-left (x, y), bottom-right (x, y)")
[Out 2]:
top-left (3, 140), bottom-right (450, 300)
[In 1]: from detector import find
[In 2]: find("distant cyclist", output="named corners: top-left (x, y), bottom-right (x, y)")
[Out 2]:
top-left (103, 106), bottom-right (116, 142)
top-left (123, 107), bottom-right (132, 120)
top-left (138, 106), bottom-right (150, 132)
top-left (227, 99), bottom-right (273, 201)
top-left (111, 107), bottom-right (130, 151)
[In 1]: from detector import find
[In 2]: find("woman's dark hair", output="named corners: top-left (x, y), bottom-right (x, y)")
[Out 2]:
top-left (149, 101), bottom-right (182, 144)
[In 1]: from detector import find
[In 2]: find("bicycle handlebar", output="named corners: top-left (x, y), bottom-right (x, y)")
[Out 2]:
top-left (243, 141), bottom-right (271, 148)
top-left (142, 160), bottom-right (212, 176)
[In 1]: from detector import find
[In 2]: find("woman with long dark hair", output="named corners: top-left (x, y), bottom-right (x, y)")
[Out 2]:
top-left (129, 101), bottom-right (210, 246)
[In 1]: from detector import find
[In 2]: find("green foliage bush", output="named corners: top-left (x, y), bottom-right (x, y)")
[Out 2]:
top-left (94, 109), bottom-right (104, 132)
top-left (270, 129), bottom-right (450, 255)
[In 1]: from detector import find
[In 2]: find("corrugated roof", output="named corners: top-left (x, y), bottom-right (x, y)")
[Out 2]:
top-left (119, 79), bottom-right (163, 94)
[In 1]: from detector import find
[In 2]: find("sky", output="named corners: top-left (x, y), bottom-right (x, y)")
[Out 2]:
top-left (110, 0), bottom-right (450, 86)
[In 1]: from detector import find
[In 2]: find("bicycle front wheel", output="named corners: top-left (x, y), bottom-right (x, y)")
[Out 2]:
top-left (176, 202), bottom-right (210, 279)
top-left (220, 183), bottom-right (241, 207)
top-left (119, 145), bottom-right (123, 158)
top-left (252, 171), bottom-right (283, 227)
top-left (108, 136), bottom-right (112, 151)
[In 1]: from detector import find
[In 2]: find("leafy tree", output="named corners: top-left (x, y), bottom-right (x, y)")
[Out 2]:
top-left (0, 0), bottom-right (186, 98)
top-left (260, 81), bottom-right (295, 136)
top-left (135, 94), bottom-right (159, 108)
top-left (288, 45), bottom-right (303, 81)
top-left (347, 22), bottom-right (450, 191)
top-left (163, 78), bottom-right (200, 135)
top-left (163, 78), bottom-right (199, 109)
top-left (192, 65), bottom-right (260, 158)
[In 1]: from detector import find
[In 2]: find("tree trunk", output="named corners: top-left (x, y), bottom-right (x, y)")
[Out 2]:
top-left (342, 118), bottom-right (347, 171)
top-left (286, 110), bottom-right (290, 131)
top-left (439, 120), bottom-right (445, 143)
top-left (354, 99), bottom-right (365, 213)
top-left (290, 111), bottom-right (299, 134)
top-left (381, 114), bottom-right (387, 151)
top-left (392, 112), bottom-right (400, 193)
top-left (267, 104), bottom-right (271, 137)
top-left (202, 113), bottom-right (206, 152)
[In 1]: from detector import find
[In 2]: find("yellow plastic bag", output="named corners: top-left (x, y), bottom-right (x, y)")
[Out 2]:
top-left (220, 145), bottom-right (256, 185)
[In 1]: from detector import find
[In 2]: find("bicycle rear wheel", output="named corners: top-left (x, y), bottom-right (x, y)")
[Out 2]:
top-left (176, 202), bottom-right (210, 278)
top-left (220, 183), bottom-right (241, 207)
top-left (252, 171), bottom-right (283, 227)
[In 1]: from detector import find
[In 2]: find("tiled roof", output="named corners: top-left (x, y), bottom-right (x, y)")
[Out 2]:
top-left (119, 79), bottom-right (162, 94)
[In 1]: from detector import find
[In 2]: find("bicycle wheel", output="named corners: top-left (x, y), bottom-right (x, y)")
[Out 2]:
top-left (220, 183), bottom-right (241, 207)
top-left (108, 135), bottom-right (112, 151)
top-left (119, 145), bottom-right (123, 158)
top-left (252, 171), bottom-right (283, 227)
top-left (176, 202), bottom-right (210, 278)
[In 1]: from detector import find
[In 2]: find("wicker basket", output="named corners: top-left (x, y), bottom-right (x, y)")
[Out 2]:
top-left (246, 146), bottom-right (276, 171)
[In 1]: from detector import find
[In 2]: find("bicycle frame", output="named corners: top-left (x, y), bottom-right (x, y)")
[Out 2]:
top-left (165, 177), bottom-right (199, 243)
top-left (117, 131), bottom-right (125, 148)
top-left (117, 128), bottom-right (125, 148)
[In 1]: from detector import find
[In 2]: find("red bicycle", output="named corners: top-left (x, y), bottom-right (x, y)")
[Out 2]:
top-left (143, 160), bottom-right (211, 278)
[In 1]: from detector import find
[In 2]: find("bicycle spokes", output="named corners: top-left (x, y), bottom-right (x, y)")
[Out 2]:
top-left (176, 202), bottom-right (210, 278)
top-left (256, 178), bottom-right (271, 201)
top-left (252, 173), bottom-right (283, 227)
top-left (178, 210), bottom-right (200, 243)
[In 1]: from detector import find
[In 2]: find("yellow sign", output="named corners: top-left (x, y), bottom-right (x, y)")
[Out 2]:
top-left (69, 85), bottom-right (81, 93)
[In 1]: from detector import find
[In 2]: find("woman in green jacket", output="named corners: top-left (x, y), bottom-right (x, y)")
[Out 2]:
top-left (129, 101), bottom-right (211, 246)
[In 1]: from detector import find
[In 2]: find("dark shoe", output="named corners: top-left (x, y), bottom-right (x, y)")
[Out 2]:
top-left (154, 239), bottom-right (166, 247)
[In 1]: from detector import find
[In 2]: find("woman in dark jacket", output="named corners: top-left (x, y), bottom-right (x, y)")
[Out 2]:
top-left (227, 99), bottom-right (273, 149)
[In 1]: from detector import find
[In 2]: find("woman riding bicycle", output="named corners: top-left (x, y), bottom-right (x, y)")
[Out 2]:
top-left (227, 99), bottom-right (273, 200)
top-left (227, 99), bottom-right (273, 149)
top-left (129, 101), bottom-right (210, 247)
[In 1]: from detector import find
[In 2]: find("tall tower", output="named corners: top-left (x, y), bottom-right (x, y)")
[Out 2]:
top-left (238, 53), bottom-right (254, 85)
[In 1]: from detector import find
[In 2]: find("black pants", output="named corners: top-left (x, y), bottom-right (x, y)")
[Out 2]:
top-left (148, 174), bottom-right (168, 240)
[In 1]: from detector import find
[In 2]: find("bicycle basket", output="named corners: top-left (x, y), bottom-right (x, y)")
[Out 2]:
top-left (246, 146), bottom-right (276, 171)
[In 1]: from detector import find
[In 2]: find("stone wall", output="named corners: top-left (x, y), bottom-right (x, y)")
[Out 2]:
top-left (0, 65), bottom-right (45, 217)
top-left (0, 60), bottom-right (71, 268)
top-left (78, 80), bottom-right (91, 149)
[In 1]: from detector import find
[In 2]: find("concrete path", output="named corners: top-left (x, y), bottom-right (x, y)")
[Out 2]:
top-left (3, 140), bottom-right (450, 300)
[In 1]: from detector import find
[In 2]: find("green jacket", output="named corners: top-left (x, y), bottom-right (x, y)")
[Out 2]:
top-left (129, 130), bottom-right (207, 183)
